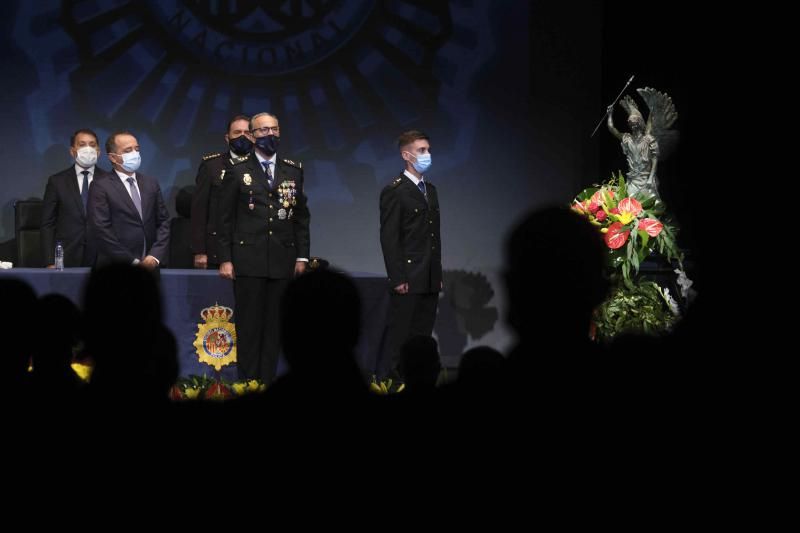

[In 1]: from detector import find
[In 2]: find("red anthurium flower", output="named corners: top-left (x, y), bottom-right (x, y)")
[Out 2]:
top-left (571, 200), bottom-right (587, 215)
top-left (595, 209), bottom-right (607, 222)
top-left (617, 197), bottom-right (643, 217)
top-left (604, 222), bottom-right (630, 249)
top-left (639, 218), bottom-right (663, 237)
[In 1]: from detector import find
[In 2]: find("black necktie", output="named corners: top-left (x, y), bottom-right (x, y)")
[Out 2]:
top-left (417, 179), bottom-right (427, 198)
top-left (81, 170), bottom-right (90, 209)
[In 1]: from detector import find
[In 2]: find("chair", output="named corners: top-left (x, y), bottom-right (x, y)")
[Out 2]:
top-left (14, 198), bottom-right (43, 267)
top-left (168, 186), bottom-right (194, 268)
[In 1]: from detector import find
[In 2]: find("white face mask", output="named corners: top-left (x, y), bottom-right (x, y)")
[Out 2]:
top-left (75, 146), bottom-right (98, 168)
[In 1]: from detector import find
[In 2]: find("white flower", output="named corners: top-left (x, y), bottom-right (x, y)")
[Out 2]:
top-left (660, 287), bottom-right (681, 317)
top-left (674, 268), bottom-right (696, 301)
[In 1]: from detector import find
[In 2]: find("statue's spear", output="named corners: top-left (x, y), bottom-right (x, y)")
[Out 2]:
top-left (591, 74), bottom-right (634, 138)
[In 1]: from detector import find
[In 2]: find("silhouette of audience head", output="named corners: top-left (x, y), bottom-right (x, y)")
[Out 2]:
top-left (83, 264), bottom-right (174, 402)
top-left (399, 335), bottom-right (442, 391)
top-left (31, 294), bottom-right (82, 390)
top-left (504, 206), bottom-right (609, 343)
top-left (457, 345), bottom-right (504, 389)
top-left (1, 278), bottom-right (37, 387)
top-left (280, 269), bottom-right (362, 379)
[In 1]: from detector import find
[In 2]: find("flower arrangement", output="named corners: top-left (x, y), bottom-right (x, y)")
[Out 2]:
top-left (572, 173), bottom-right (690, 341)
top-left (169, 374), bottom-right (266, 401)
top-left (368, 376), bottom-right (405, 395)
top-left (592, 281), bottom-right (679, 341)
top-left (572, 173), bottom-right (683, 287)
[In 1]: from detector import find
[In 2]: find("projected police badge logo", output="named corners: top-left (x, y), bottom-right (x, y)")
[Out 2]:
top-left (193, 304), bottom-right (237, 371)
top-left (146, 1), bottom-right (375, 76)
top-left (21, 0), bottom-right (491, 217)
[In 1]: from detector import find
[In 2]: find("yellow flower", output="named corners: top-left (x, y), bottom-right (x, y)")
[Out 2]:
top-left (247, 379), bottom-right (261, 392)
top-left (184, 387), bottom-right (201, 400)
top-left (71, 362), bottom-right (93, 383)
top-left (232, 382), bottom-right (248, 395)
top-left (616, 212), bottom-right (635, 225)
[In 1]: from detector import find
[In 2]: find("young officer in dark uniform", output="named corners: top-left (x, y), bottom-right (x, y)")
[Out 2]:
top-left (190, 115), bottom-right (253, 269)
top-left (379, 130), bottom-right (442, 381)
top-left (217, 112), bottom-right (310, 383)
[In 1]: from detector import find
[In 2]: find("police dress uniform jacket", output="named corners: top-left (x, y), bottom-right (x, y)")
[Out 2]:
top-left (379, 173), bottom-right (442, 293)
top-left (190, 152), bottom-right (235, 264)
top-left (217, 153), bottom-right (310, 278)
top-left (40, 165), bottom-right (113, 267)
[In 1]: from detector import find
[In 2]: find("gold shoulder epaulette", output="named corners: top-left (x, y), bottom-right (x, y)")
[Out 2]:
top-left (390, 176), bottom-right (403, 188)
top-left (202, 152), bottom-right (223, 161)
top-left (282, 158), bottom-right (302, 169)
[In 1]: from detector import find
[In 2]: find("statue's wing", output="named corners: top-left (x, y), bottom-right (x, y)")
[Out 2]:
top-left (638, 87), bottom-right (679, 159)
top-left (637, 87), bottom-right (678, 136)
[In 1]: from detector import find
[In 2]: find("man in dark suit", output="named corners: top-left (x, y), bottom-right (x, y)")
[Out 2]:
top-left (190, 114), bottom-right (253, 269)
top-left (40, 128), bottom-right (112, 267)
top-left (218, 112), bottom-right (310, 383)
top-left (87, 131), bottom-right (170, 270)
top-left (379, 130), bottom-right (443, 381)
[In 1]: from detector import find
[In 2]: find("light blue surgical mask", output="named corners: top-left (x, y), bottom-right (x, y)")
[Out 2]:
top-left (119, 151), bottom-right (141, 173)
top-left (407, 152), bottom-right (431, 174)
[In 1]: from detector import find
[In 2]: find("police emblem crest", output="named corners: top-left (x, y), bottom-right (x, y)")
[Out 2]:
top-left (243, 173), bottom-right (252, 185)
top-left (193, 303), bottom-right (237, 371)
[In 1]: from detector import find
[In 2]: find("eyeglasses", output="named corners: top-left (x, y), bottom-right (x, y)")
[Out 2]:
top-left (251, 126), bottom-right (280, 135)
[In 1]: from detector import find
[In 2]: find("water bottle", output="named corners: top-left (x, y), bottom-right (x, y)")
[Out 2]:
top-left (55, 240), bottom-right (64, 271)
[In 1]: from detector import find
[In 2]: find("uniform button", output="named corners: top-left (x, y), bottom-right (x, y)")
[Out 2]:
top-left (407, 259), bottom-right (411, 263)
top-left (429, 220), bottom-right (432, 224)
top-left (269, 218), bottom-right (273, 222)
top-left (414, 208), bottom-right (418, 213)
top-left (239, 241), bottom-right (244, 245)
top-left (269, 205), bottom-right (274, 209)
top-left (269, 231), bottom-right (273, 235)
top-left (431, 233), bottom-right (434, 237)
top-left (269, 193), bottom-right (273, 198)
top-left (211, 231), bottom-right (217, 235)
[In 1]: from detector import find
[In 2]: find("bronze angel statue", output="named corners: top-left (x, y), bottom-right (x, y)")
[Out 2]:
top-left (607, 87), bottom-right (678, 200)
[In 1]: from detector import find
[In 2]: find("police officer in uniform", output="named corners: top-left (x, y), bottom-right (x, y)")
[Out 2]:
top-left (190, 115), bottom-right (253, 269)
top-left (379, 130), bottom-right (442, 381)
top-left (218, 112), bottom-right (310, 383)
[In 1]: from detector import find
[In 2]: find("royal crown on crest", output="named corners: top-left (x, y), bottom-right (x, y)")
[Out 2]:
top-left (200, 303), bottom-right (234, 322)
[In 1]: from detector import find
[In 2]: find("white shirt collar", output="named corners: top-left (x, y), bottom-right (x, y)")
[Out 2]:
top-left (403, 169), bottom-right (424, 186)
top-left (115, 169), bottom-right (137, 183)
top-left (255, 150), bottom-right (277, 167)
top-left (75, 163), bottom-right (95, 176)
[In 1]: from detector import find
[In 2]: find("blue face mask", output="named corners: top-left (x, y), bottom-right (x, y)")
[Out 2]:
top-left (119, 151), bottom-right (141, 173)
top-left (409, 152), bottom-right (431, 174)
top-left (229, 135), bottom-right (254, 156)
top-left (255, 135), bottom-right (280, 155)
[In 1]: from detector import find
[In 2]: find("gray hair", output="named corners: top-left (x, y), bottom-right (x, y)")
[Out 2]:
top-left (250, 112), bottom-right (279, 130)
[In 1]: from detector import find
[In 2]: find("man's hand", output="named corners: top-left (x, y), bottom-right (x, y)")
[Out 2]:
top-left (394, 282), bottom-right (409, 294)
top-left (193, 254), bottom-right (208, 269)
top-left (294, 261), bottom-right (307, 276)
top-left (141, 256), bottom-right (159, 270)
top-left (219, 261), bottom-right (235, 280)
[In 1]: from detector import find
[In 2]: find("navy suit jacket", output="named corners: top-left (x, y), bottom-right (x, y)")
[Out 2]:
top-left (87, 171), bottom-right (171, 267)
top-left (40, 165), bottom-right (113, 267)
